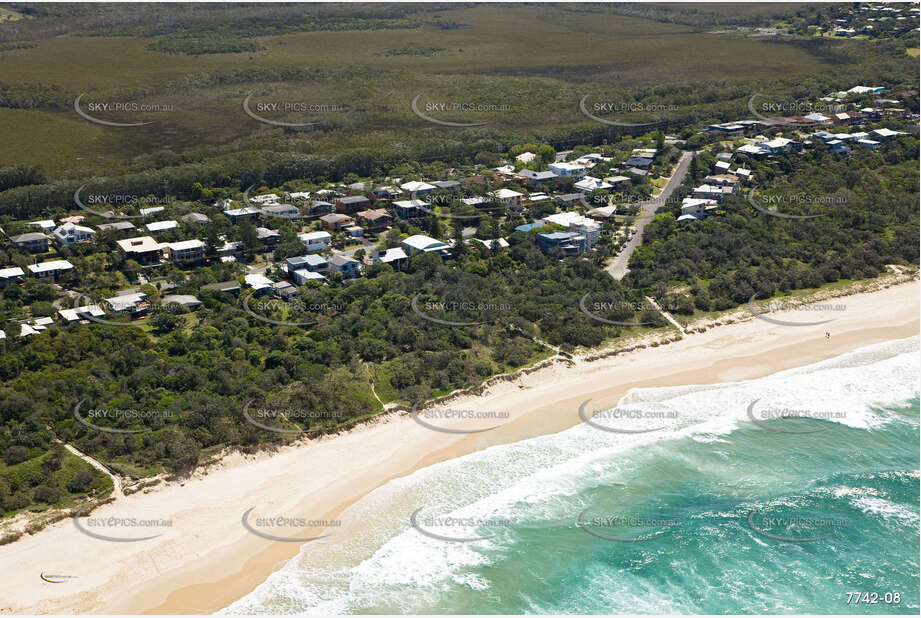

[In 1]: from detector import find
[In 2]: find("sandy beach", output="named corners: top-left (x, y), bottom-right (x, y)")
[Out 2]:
top-left (1, 279), bottom-right (917, 615)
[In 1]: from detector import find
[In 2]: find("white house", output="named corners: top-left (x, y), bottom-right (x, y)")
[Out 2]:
top-left (59, 305), bottom-right (106, 322)
top-left (548, 162), bottom-right (587, 178)
top-left (399, 180), bottom-right (436, 195)
top-left (28, 220), bottom-right (56, 232)
top-left (541, 212), bottom-right (601, 248)
top-left (249, 193), bottom-right (280, 205)
top-left (515, 151), bottom-right (537, 163)
top-left (488, 188), bottom-right (524, 207)
top-left (244, 273), bottom-right (274, 293)
top-left (163, 239), bottom-right (206, 263)
top-left (871, 128), bottom-right (905, 141)
top-left (680, 198), bottom-right (718, 218)
top-left (52, 222), bottom-right (96, 245)
top-left (0, 266), bottom-right (26, 287)
top-left (27, 260), bottom-right (74, 279)
top-left (402, 234), bottom-right (450, 255)
top-left (145, 220), bottom-right (179, 234)
top-left (692, 184), bottom-right (733, 202)
top-left (373, 247), bottom-right (409, 270)
top-left (292, 269), bottom-right (326, 285)
top-left (298, 231), bottom-right (332, 253)
top-left (574, 176), bottom-right (612, 193)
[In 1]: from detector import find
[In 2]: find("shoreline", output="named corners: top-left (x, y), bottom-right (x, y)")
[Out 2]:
top-left (0, 278), bottom-right (917, 615)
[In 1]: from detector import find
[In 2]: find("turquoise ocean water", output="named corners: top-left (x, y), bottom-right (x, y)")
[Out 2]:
top-left (224, 337), bottom-right (920, 614)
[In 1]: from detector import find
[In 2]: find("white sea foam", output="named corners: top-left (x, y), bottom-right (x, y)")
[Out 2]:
top-left (222, 337), bottom-right (919, 614)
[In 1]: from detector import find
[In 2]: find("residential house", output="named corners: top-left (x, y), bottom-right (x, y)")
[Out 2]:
top-left (10, 232), bottom-right (50, 253)
top-left (680, 198), bottom-right (718, 218)
top-left (223, 206), bottom-right (261, 223)
top-left (536, 231), bottom-right (587, 257)
top-left (335, 195), bottom-right (371, 215)
top-left (291, 269), bottom-right (326, 286)
top-left (373, 247), bottom-right (408, 271)
top-left (182, 212), bottom-right (210, 226)
top-left (515, 151), bottom-right (537, 163)
top-left (0, 266), bottom-right (25, 287)
top-left (319, 213), bottom-right (354, 231)
top-left (488, 188), bottom-right (524, 208)
top-left (298, 231), bottom-right (332, 253)
top-left (256, 227), bottom-right (281, 249)
top-left (96, 221), bottom-right (137, 236)
top-left (459, 175), bottom-right (487, 189)
top-left (145, 220), bottom-right (179, 234)
top-left (286, 191), bottom-right (311, 202)
top-left (116, 236), bottom-right (163, 264)
top-left (106, 292), bottom-right (149, 317)
top-left (432, 180), bottom-right (461, 191)
top-left (574, 176), bottom-right (612, 193)
top-left (518, 169), bottom-right (558, 184)
top-left (372, 185), bottom-right (402, 199)
top-left (217, 240), bottom-right (244, 261)
top-left (287, 254), bottom-right (328, 274)
top-left (327, 254), bottom-right (362, 278)
top-left (273, 281), bottom-right (298, 300)
top-left (59, 304), bottom-right (105, 322)
top-left (548, 162), bottom-right (587, 178)
top-left (760, 137), bottom-right (799, 155)
top-left (704, 174), bottom-right (739, 186)
top-left (163, 239), bottom-right (206, 263)
top-left (60, 215), bottom-right (85, 225)
top-left (605, 175), bottom-right (630, 189)
top-left (244, 273), bottom-right (274, 295)
top-left (249, 193), bottom-right (280, 205)
top-left (346, 226), bottom-right (364, 238)
top-left (541, 212), bottom-right (601, 248)
top-left (871, 128), bottom-right (906, 141)
top-left (392, 199), bottom-right (429, 219)
top-left (158, 295), bottom-right (201, 312)
top-left (707, 123), bottom-right (744, 136)
top-left (309, 201), bottom-right (335, 216)
top-left (693, 184), bottom-right (733, 202)
top-left (624, 156), bottom-right (653, 169)
top-left (27, 220), bottom-right (56, 232)
top-left (52, 222), bottom-right (96, 246)
top-left (356, 209), bottom-right (392, 231)
top-left (399, 180), bottom-right (436, 195)
top-left (139, 206), bottom-right (164, 217)
top-left (470, 238), bottom-right (509, 255)
top-left (261, 203), bottom-right (301, 221)
top-left (402, 234), bottom-right (450, 256)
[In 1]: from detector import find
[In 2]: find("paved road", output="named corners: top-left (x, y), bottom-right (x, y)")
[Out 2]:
top-left (605, 151), bottom-right (694, 280)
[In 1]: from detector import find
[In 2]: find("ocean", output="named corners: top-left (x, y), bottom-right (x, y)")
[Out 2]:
top-left (223, 337), bottom-right (920, 615)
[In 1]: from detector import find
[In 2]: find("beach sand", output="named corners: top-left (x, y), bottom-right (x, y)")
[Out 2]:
top-left (1, 279), bottom-right (917, 615)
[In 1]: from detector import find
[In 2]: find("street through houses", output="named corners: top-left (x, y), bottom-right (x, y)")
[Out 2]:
top-left (606, 151), bottom-right (694, 280)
